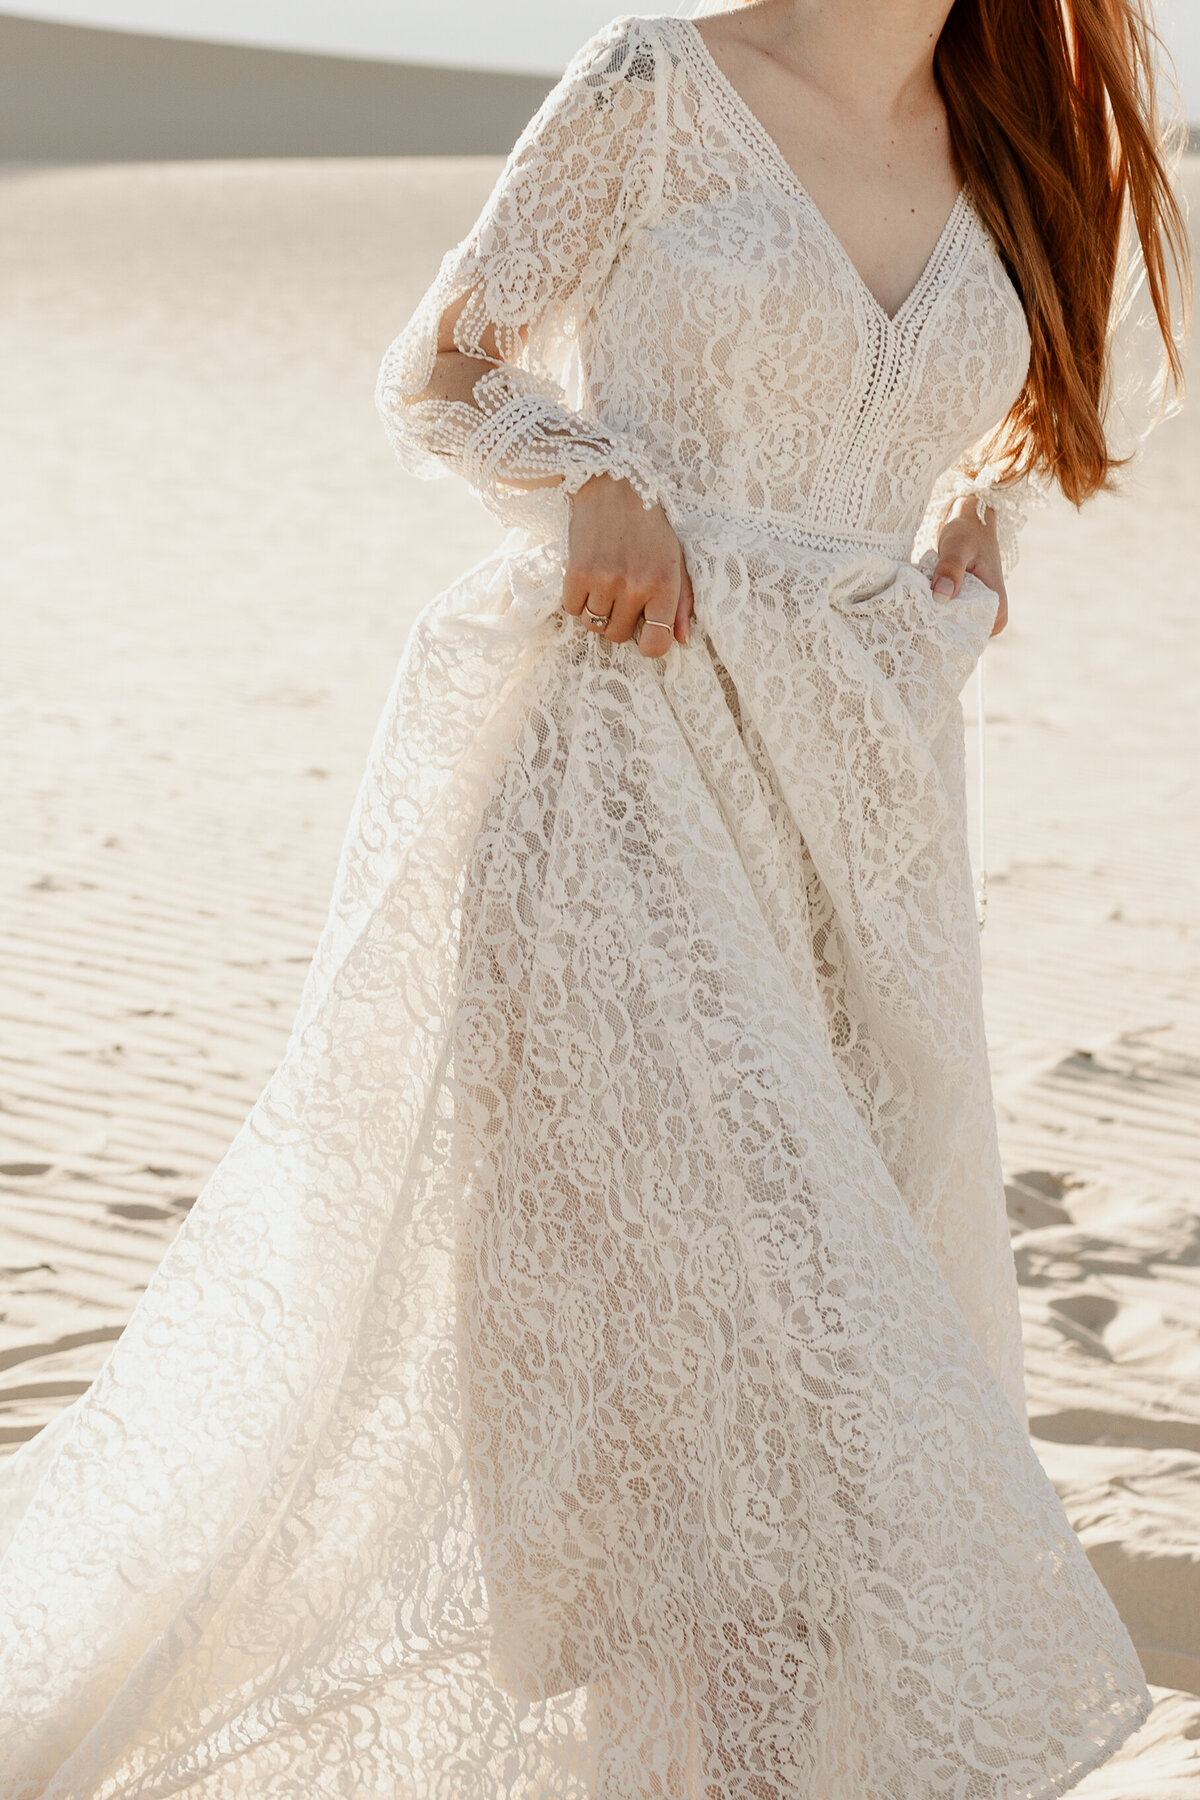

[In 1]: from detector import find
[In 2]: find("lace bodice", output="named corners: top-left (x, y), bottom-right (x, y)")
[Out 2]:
top-left (377, 11), bottom-right (1037, 567)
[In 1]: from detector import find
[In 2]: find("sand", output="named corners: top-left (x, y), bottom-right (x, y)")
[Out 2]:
top-left (1, 154), bottom-right (1197, 1790)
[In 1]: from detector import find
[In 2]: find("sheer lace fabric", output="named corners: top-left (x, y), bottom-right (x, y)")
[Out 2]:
top-left (0, 13), bottom-right (1150, 1799)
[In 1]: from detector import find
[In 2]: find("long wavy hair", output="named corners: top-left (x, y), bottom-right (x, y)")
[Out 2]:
top-left (933, 0), bottom-right (1191, 503)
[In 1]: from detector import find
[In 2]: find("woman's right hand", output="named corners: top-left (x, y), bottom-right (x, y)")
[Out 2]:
top-left (561, 473), bottom-right (694, 656)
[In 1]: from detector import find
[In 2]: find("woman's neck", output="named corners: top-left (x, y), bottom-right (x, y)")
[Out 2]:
top-left (730, 0), bottom-right (956, 121)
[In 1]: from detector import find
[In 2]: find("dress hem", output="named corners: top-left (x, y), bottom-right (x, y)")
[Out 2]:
top-left (1030, 1684), bottom-right (1154, 1800)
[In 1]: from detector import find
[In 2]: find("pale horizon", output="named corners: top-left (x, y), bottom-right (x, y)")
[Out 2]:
top-left (3, 0), bottom-right (1199, 113)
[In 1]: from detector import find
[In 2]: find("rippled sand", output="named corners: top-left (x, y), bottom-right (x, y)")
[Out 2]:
top-left (1, 155), bottom-right (1197, 1789)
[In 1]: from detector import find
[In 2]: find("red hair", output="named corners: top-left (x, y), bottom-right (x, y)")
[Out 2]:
top-left (934, 0), bottom-right (1191, 503)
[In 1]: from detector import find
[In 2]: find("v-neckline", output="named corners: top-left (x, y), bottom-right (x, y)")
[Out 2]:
top-left (674, 14), bottom-right (970, 331)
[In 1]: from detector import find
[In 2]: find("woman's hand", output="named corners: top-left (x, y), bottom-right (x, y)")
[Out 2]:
top-left (561, 473), bottom-right (694, 657)
top-left (930, 495), bottom-right (1008, 636)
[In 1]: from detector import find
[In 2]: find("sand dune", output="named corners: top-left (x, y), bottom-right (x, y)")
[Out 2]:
top-left (0, 12), bottom-right (553, 158)
top-left (1, 154), bottom-right (1198, 1788)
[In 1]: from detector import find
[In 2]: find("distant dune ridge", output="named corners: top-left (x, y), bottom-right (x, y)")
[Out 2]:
top-left (0, 11), bottom-right (555, 158)
top-left (0, 10), bottom-right (1194, 162)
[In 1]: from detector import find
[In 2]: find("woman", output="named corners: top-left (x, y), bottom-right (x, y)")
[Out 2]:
top-left (0, 0), bottom-right (1188, 1794)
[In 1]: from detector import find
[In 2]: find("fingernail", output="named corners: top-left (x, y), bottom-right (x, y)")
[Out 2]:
top-left (933, 576), bottom-right (955, 596)
top-left (682, 620), bottom-right (691, 644)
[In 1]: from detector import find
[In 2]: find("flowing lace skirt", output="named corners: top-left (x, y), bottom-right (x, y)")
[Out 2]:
top-left (0, 519), bottom-right (1149, 1799)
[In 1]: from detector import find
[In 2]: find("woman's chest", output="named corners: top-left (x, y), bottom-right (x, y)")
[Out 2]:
top-left (587, 187), bottom-right (1031, 464)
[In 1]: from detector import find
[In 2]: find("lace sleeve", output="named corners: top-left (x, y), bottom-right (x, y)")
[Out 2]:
top-left (375, 14), bottom-right (667, 537)
top-left (914, 453), bottom-right (1046, 577)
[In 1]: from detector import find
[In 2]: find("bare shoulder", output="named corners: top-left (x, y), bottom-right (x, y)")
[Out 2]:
top-left (690, 6), bottom-right (769, 56)
top-left (689, 5), bottom-right (816, 99)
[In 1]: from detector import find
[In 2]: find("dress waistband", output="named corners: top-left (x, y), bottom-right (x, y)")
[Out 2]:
top-left (662, 497), bottom-right (913, 564)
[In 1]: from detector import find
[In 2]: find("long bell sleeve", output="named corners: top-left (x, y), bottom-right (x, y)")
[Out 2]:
top-left (375, 14), bottom-right (667, 539)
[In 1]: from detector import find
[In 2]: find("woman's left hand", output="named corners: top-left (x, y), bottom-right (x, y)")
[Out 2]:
top-left (930, 496), bottom-right (1008, 636)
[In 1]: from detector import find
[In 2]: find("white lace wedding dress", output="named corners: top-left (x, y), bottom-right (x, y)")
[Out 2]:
top-left (0, 13), bottom-right (1152, 1799)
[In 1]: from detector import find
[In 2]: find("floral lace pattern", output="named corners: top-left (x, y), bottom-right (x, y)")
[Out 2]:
top-left (0, 13), bottom-right (1149, 1799)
